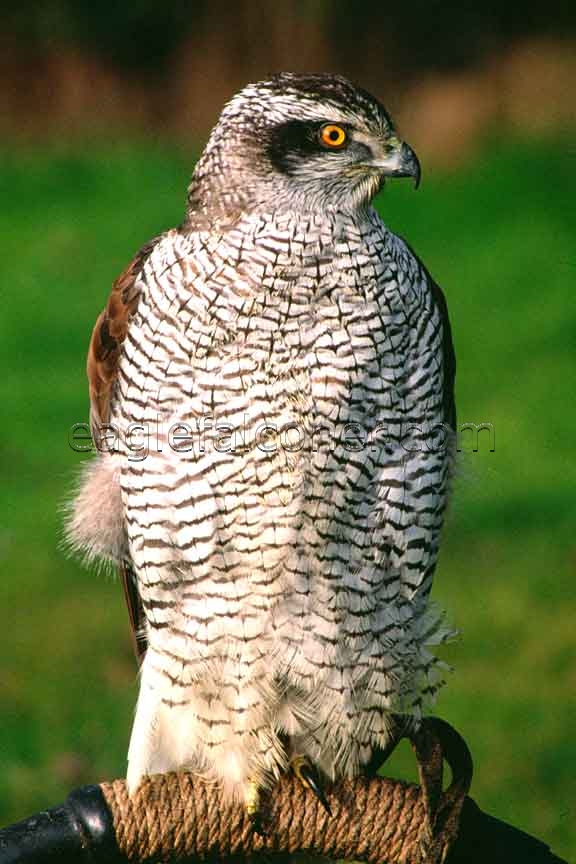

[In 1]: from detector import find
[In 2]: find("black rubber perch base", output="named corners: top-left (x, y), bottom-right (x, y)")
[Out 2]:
top-left (0, 785), bottom-right (124, 864)
top-left (447, 798), bottom-right (568, 864)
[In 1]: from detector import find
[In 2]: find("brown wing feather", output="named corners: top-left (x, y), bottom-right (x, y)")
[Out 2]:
top-left (87, 233), bottom-right (166, 664)
top-left (87, 236), bottom-right (160, 435)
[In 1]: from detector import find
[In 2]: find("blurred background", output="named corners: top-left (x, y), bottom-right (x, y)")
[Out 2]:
top-left (1, 1), bottom-right (574, 859)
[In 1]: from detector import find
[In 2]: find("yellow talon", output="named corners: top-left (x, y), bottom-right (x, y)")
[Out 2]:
top-left (245, 778), bottom-right (260, 815)
top-left (245, 778), bottom-right (266, 835)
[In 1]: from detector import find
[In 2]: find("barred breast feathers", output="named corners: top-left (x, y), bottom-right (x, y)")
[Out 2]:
top-left (69, 204), bottom-right (455, 795)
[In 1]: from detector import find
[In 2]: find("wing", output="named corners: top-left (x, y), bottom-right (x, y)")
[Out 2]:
top-left (429, 274), bottom-right (456, 431)
top-left (87, 236), bottom-right (160, 440)
top-left (87, 234), bottom-right (165, 665)
top-left (400, 238), bottom-right (456, 431)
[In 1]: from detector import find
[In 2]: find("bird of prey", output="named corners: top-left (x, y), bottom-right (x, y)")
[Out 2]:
top-left (68, 73), bottom-right (456, 820)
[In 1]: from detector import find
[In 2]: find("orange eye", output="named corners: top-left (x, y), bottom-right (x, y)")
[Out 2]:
top-left (319, 124), bottom-right (347, 149)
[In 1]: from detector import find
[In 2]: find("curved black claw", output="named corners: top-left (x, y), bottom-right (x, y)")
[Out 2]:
top-left (291, 755), bottom-right (332, 816)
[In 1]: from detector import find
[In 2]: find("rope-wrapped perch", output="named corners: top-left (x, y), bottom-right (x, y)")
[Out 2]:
top-left (97, 766), bottom-right (569, 864)
top-left (103, 772), bottom-right (434, 863)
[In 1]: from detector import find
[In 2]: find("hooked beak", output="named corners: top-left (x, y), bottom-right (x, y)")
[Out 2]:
top-left (371, 138), bottom-right (421, 189)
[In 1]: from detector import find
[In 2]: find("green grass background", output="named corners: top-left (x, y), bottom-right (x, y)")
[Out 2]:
top-left (0, 136), bottom-right (574, 858)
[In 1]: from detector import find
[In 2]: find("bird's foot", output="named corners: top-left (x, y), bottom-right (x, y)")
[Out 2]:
top-left (290, 755), bottom-right (332, 816)
top-left (361, 716), bottom-right (472, 862)
top-left (245, 778), bottom-right (267, 836)
top-left (408, 717), bottom-right (473, 863)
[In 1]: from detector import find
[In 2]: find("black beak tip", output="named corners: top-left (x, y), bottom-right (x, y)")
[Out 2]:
top-left (401, 141), bottom-right (421, 190)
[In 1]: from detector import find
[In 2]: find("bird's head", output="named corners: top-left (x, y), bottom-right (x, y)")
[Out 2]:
top-left (187, 73), bottom-right (420, 222)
